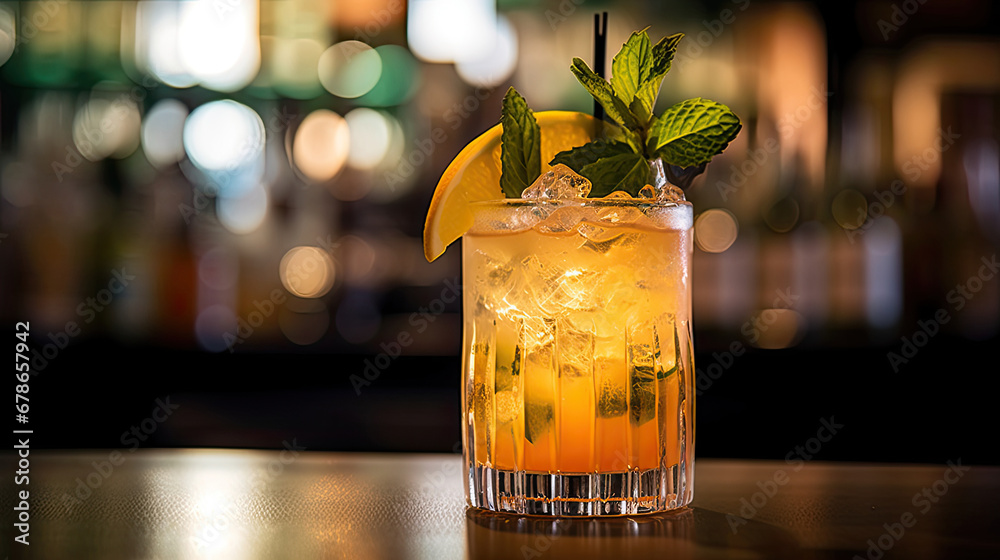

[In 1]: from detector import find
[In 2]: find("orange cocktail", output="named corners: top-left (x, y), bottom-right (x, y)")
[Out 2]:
top-left (424, 26), bottom-right (741, 516)
top-left (461, 193), bottom-right (695, 516)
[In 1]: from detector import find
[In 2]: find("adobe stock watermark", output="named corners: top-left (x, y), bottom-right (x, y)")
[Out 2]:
top-left (740, 288), bottom-right (800, 345)
top-left (191, 439), bottom-right (307, 552)
top-left (60, 397), bottom-right (180, 508)
top-left (887, 253), bottom-right (997, 372)
top-left (12, 0), bottom-right (68, 50)
top-left (901, 126), bottom-right (960, 182)
top-left (52, 75), bottom-right (160, 182)
top-left (543, 0), bottom-right (587, 29)
top-left (717, 85), bottom-right (831, 201)
top-left (383, 86), bottom-right (499, 193)
top-left (853, 459), bottom-right (969, 560)
top-left (674, 0), bottom-right (751, 73)
top-left (695, 287), bottom-right (799, 395)
top-left (845, 126), bottom-right (959, 243)
top-left (877, 0), bottom-right (932, 41)
top-left (845, 180), bottom-right (906, 244)
top-left (29, 268), bottom-right (136, 375)
top-left (351, 277), bottom-right (462, 395)
top-left (727, 416), bottom-right (844, 533)
top-left (420, 441), bottom-right (568, 558)
top-left (346, 0), bottom-right (403, 46)
top-left (418, 441), bottom-right (462, 495)
top-left (518, 521), bottom-right (567, 559)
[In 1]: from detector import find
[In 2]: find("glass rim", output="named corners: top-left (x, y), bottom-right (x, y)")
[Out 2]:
top-left (469, 198), bottom-right (693, 209)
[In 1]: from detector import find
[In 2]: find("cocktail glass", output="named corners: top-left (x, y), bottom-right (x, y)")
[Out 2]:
top-left (461, 164), bottom-right (695, 516)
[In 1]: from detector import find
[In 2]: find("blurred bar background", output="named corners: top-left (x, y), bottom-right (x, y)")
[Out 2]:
top-left (1, 0), bottom-right (997, 463)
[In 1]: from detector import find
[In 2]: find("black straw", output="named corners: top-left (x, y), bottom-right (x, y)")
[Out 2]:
top-left (593, 12), bottom-right (608, 122)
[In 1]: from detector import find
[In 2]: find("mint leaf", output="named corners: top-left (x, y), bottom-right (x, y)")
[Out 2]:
top-left (629, 367), bottom-right (656, 425)
top-left (500, 87), bottom-right (541, 198)
top-left (570, 58), bottom-right (641, 131)
top-left (611, 30), bottom-right (652, 109)
top-left (629, 96), bottom-right (652, 127)
top-left (647, 97), bottom-right (742, 167)
top-left (549, 139), bottom-right (633, 174)
top-left (525, 402), bottom-right (553, 444)
top-left (635, 33), bottom-right (684, 116)
top-left (580, 152), bottom-right (649, 197)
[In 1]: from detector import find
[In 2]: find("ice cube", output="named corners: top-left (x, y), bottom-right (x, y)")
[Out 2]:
top-left (577, 223), bottom-right (622, 243)
top-left (510, 205), bottom-right (549, 231)
top-left (556, 317), bottom-right (595, 378)
top-left (529, 265), bottom-right (601, 317)
top-left (535, 206), bottom-right (584, 233)
top-left (522, 163), bottom-right (592, 199)
top-left (598, 191), bottom-right (642, 224)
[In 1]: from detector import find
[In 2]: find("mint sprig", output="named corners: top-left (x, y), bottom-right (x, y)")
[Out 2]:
top-left (500, 29), bottom-right (741, 198)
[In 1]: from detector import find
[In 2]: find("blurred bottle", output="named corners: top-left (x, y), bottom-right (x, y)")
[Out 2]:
top-left (934, 91), bottom-right (1000, 339)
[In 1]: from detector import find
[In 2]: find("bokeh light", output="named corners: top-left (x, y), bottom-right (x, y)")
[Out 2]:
top-left (318, 41), bottom-right (382, 99)
top-left (695, 209), bottom-right (739, 253)
top-left (142, 99), bottom-right (189, 169)
top-left (279, 246), bottom-right (336, 299)
top-left (218, 184), bottom-right (269, 234)
top-left (367, 117), bottom-right (411, 201)
top-left (138, 0), bottom-right (260, 91)
top-left (357, 46), bottom-right (420, 107)
top-left (329, 177), bottom-right (371, 202)
top-left (407, 0), bottom-right (497, 63)
top-left (832, 190), bottom-right (868, 229)
top-left (753, 309), bottom-right (806, 349)
top-left (292, 109), bottom-right (350, 182)
top-left (455, 15), bottom-right (517, 88)
top-left (764, 197), bottom-right (800, 233)
top-left (72, 93), bottom-right (141, 162)
top-left (177, 0), bottom-right (261, 92)
top-left (345, 108), bottom-right (391, 170)
top-left (138, 1), bottom-right (198, 88)
top-left (334, 235), bottom-right (378, 286)
top-left (0, 5), bottom-right (14, 68)
top-left (272, 38), bottom-right (324, 99)
top-left (183, 100), bottom-right (264, 172)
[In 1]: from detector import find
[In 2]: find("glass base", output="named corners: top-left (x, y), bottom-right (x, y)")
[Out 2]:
top-left (467, 463), bottom-right (693, 516)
